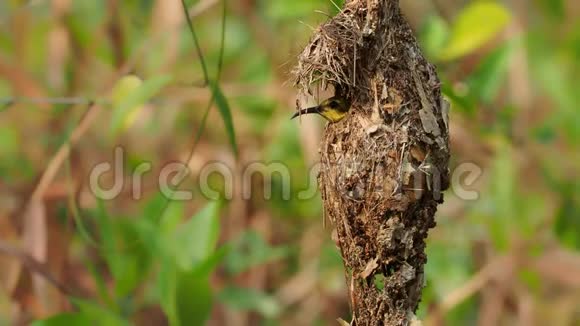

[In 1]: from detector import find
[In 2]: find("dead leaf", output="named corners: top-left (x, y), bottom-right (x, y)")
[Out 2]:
top-left (359, 256), bottom-right (379, 279)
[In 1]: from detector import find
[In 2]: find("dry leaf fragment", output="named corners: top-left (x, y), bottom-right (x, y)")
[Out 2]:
top-left (359, 256), bottom-right (380, 279)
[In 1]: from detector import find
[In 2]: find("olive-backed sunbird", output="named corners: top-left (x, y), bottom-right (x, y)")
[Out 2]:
top-left (291, 96), bottom-right (351, 123)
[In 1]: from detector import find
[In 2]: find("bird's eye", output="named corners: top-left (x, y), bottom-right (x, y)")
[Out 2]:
top-left (329, 100), bottom-right (339, 108)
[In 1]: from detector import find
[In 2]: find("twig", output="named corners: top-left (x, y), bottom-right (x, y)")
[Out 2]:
top-left (182, 0), bottom-right (210, 84)
top-left (29, 102), bottom-right (102, 202)
top-left (0, 240), bottom-right (73, 296)
top-left (329, 0), bottom-right (342, 11)
top-left (152, 0), bottom-right (228, 226)
top-left (0, 97), bottom-right (97, 105)
top-left (438, 258), bottom-right (503, 313)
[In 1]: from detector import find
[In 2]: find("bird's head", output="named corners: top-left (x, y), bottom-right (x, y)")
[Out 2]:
top-left (291, 96), bottom-right (351, 123)
top-left (317, 96), bottom-right (351, 122)
top-left (319, 96), bottom-right (350, 114)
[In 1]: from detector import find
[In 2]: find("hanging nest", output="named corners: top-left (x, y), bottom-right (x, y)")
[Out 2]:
top-left (292, 5), bottom-right (363, 97)
top-left (292, 1), bottom-right (450, 325)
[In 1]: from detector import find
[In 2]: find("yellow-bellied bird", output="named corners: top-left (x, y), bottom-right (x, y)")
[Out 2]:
top-left (291, 96), bottom-right (351, 123)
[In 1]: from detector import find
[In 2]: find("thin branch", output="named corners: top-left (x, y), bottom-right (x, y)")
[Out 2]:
top-left (439, 257), bottom-right (505, 313)
top-left (0, 97), bottom-right (106, 106)
top-left (181, 0), bottom-right (210, 84)
top-left (216, 1), bottom-right (226, 82)
top-left (153, 0), bottom-right (227, 227)
top-left (0, 240), bottom-right (73, 296)
top-left (29, 102), bottom-right (101, 203)
top-left (153, 97), bottom-right (213, 222)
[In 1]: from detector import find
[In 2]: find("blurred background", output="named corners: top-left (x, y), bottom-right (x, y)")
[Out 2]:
top-left (0, 0), bottom-right (578, 325)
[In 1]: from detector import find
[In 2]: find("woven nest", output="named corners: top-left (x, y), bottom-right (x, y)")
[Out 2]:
top-left (292, 7), bottom-right (363, 98)
top-left (290, 1), bottom-right (451, 324)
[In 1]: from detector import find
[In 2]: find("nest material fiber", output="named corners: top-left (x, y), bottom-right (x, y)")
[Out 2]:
top-left (293, 1), bottom-right (450, 325)
top-left (293, 6), bottom-right (362, 96)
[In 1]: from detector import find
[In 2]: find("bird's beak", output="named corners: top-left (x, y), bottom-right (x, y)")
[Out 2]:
top-left (290, 106), bottom-right (320, 120)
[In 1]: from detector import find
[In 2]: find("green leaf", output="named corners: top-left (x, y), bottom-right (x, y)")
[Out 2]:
top-left (171, 201), bottom-right (221, 270)
top-left (517, 193), bottom-right (548, 239)
top-left (518, 269), bottom-right (542, 293)
top-left (489, 141), bottom-right (516, 251)
top-left (440, 2), bottom-right (511, 60)
top-left (528, 41), bottom-right (578, 143)
top-left (71, 298), bottom-right (130, 326)
top-left (0, 125), bottom-right (19, 158)
top-left (424, 240), bottom-right (473, 300)
top-left (157, 258), bottom-right (178, 326)
top-left (175, 270), bottom-right (213, 326)
top-left (441, 82), bottom-right (475, 116)
top-left (209, 81), bottom-right (238, 158)
top-left (535, 0), bottom-right (564, 20)
top-left (532, 122), bottom-right (557, 143)
top-left (159, 201), bottom-right (185, 235)
top-left (224, 230), bottom-right (289, 275)
top-left (372, 274), bottom-right (385, 291)
top-left (114, 229), bottom-right (149, 297)
top-left (157, 250), bottom-right (226, 326)
top-left (219, 286), bottom-right (281, 318)
top-left (266, 1), bottom-right (329, 20)
top-left (93, 206), bottom-right (151, 299)
top-left (109, 75), bottom-right (172, 135)
top-left (91, 202), bottom-right (127, 299)
top-left (554, 183), bottom-right (580, 250)
top-left (110, 75), bottom-right (143, 108)
top-left (420, 14), bottom-right (449, 59)
top-left (111, 253), bottom-right (142, 298)
top-left (467, 40), bottom-right (516, 103)
top-left (83, 257), bottom-right (114, 310)
top-left (31, 313), bottom-right (92, 326)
